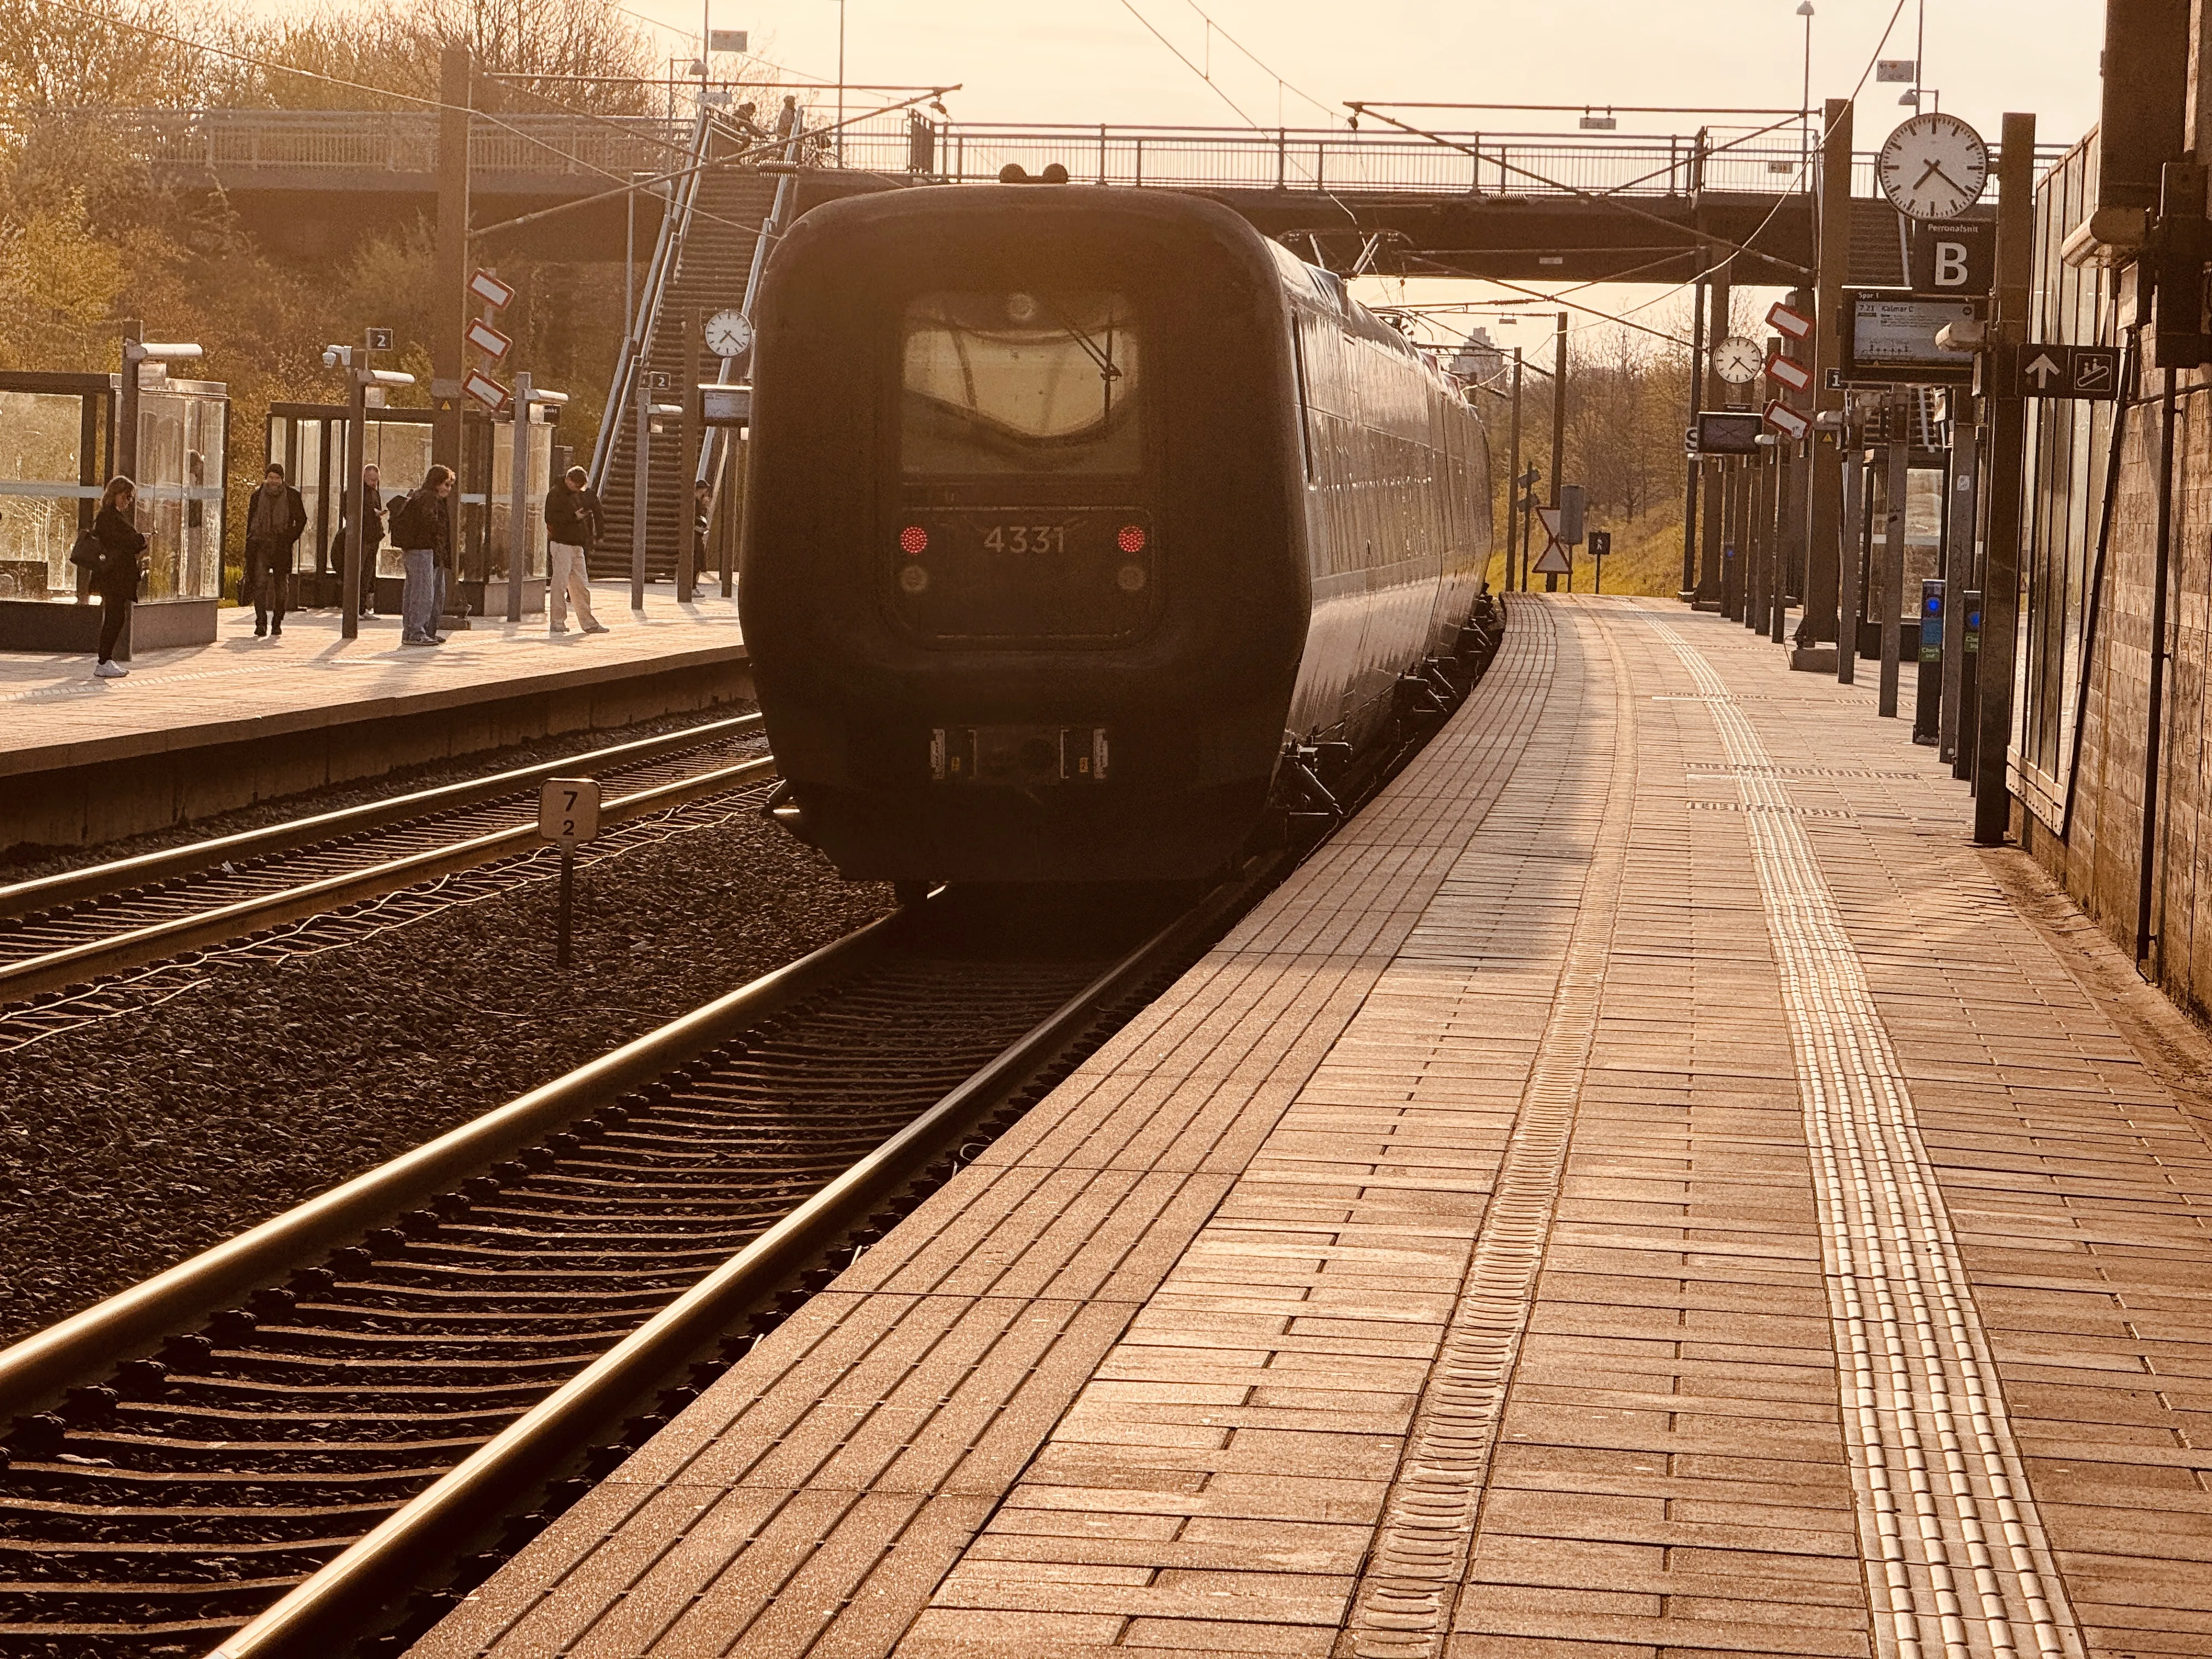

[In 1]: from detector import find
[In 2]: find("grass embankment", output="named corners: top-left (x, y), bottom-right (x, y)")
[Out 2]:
top-left (1480, 509), bottom-right (1689, 599)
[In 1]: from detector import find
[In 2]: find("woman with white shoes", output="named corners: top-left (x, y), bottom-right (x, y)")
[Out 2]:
top-left (542, 465), bottom-right (609, 636)
top-left (80, 476), bottom-right (147, 679)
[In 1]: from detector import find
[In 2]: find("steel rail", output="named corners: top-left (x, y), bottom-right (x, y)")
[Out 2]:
top-left (0, 908), bottom-right (898, 1426)
top-left (208, 870), bottom-right (1261, 1659)
top-left (0, 712), bottom-right (764, 918)
top-left (0, 753), bottom-right (776, 1002)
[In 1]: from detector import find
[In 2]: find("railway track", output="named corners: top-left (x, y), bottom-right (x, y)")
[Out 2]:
top-left (0, 601), bottom-right (1506, 1658)
top-left (0, 715), bottom-right (771, 1012)
top-left (0, 878), bottom-right (1260, 1659)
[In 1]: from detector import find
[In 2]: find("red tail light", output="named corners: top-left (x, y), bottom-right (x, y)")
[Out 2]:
top-left (1117, 524), bottom-right (1147, 554)
top-left (898, 525), bottom-right (929, 555)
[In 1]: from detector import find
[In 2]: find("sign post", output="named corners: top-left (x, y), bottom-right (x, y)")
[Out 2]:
top-left (1587, 528), bottom-right (1611, 595)
top-left (539, 778), bottom-right (602, 968)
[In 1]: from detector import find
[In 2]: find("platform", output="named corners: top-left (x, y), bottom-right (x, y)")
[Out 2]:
top-left (416, 595), bottom-right (2212, 1659)
top-left (0, 583), bottom-right (748, 852)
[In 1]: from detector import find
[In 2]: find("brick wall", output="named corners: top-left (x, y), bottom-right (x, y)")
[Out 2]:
top-left (2019, 387), bottom-right (2212, 1021)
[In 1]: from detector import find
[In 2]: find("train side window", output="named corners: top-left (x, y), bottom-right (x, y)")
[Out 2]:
top-left (1290, 319), bottom-right (1316, 484)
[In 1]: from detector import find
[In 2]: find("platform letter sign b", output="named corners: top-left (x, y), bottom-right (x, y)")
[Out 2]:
top-left (1910, 222), bottom-right (1992, 296)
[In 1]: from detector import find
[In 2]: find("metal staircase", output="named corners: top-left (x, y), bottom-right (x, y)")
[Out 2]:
top-left (592, 112), bottom-right (797, 584)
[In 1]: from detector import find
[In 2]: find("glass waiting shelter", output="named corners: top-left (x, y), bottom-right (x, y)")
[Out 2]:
top-left (0, 369), bottom-right (229, 652)
top-left (267, 400), bottom-right (560, 614)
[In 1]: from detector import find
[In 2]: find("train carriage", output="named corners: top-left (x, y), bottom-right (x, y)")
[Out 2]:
top-left (740, 183), bottom-right (1492, 885)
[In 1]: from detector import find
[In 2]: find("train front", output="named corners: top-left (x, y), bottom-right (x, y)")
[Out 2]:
top-left (741, 185), bottom-right (1310, 885)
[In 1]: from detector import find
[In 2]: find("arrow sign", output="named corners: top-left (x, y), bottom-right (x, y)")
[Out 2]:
top-left (462, 368), bottom-right (511, 413)
top-left (1767, 301), bottom-right (1814, 341)
top-left (469, 268), bottom-right (516, 310)
top-left (1766, 353), bottom-right (1813, 393)
top-left (1991, 342), bottom-right (2120, 400)
top-left (1764, 399), bottom-right (1812, 440)
top-left (465, 317), bottom-right (512, 362)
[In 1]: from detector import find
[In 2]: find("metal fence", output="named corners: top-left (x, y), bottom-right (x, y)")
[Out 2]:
top-left (839, 119), bottom-right (1813, 197)
top-left (846, 116), bottom-right (2072, 202)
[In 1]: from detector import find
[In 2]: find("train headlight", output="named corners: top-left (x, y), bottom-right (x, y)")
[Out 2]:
top-left (1005, 292), bottom-right (1040, 323)
top-left (899, 565), bottom-right (929, 594)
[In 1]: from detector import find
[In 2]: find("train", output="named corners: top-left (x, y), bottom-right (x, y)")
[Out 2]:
top-left (738, 182), bottom-right (1496, 886)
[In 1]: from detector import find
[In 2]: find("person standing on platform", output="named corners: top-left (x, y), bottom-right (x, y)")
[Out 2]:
top-left (76, 476), bottom-right (146, 679)
top-left (692, 479), bottom-right (715, 595)
top-left (543, 465), bottom-right (608, 635)
top-left (244, 463), bottom-right (307, 639)
top-left (336, 462), bottom-right (386, 619)
top-left (392, 464), bottom-right (454, 648)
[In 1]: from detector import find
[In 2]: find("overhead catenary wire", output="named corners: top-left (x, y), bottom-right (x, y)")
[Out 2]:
top-left (1116, 0), bottom-right (1261, 128)
top-left (1175, 0), bottom-right (1335, 123)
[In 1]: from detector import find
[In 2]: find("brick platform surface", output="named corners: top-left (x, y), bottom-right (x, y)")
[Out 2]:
top-left (414, 597), bottom-right (2212, 1659)
top-left (0, 582), bottom-right (740, 777)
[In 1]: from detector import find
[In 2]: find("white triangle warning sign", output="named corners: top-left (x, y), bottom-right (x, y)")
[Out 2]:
top-left (1532, 539), bottom-right (1572, 575)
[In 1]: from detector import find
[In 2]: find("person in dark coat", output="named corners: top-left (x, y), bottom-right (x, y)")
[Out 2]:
top-left (543, 465), bottom-right (607, 634)
top-left (391, 464), bottom-right (454, 647)
top-left (244, 462), bottom-right (308, 637)
top-left (82, 476), bottom-right (146, 679)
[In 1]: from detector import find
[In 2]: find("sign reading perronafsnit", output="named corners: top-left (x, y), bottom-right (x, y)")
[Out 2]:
top-left (1844, 291), bottom-right (1980, 385)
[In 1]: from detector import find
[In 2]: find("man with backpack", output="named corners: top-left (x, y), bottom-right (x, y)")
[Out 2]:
top-left (389, 465), bottom-right (454, 647)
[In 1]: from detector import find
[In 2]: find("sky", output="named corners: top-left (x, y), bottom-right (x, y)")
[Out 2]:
top-left (590, 0), bottom-right (2107, 353)
top-left (644, 0), bottom-right (2103, 150)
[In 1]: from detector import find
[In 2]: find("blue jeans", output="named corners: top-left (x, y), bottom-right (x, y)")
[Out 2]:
top-left (401, 549), bottom-right (437, 642)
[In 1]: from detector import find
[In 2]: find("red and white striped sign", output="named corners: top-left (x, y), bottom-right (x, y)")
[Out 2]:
top-left (1766, 353), bottom-right (1813, 393)
top-left (462, 369), bottom-right (511, 413)
top-left (1764, 399), bottom-right (1812, 439)
top-left (1767, 301), bottom-right (1814, 341)
top-left (465, 318), bottom-right (512, 362)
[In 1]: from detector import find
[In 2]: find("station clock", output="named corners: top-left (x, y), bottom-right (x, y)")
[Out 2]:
top-left (1712, 336), bottom-right (1764, 385)
top-left (704, 308), bottom-right (754, 360)
top-left (1876, 113), bottom-right (1990, 222)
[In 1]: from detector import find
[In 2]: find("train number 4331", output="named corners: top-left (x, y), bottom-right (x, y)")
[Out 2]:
top-left (982, 523), bottom-right (1067, 554)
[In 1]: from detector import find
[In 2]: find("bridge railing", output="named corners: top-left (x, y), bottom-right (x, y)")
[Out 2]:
top-left (10, 109), bottom-right (690, 179)
top-left (838, 118), bottom-right (1813, 196)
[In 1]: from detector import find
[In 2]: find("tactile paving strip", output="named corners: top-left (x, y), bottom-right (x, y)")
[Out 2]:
top-left (1644, 615), bottom-right (2085, 1659)
top-left (1339, 613), bottom-right (1638, 1658)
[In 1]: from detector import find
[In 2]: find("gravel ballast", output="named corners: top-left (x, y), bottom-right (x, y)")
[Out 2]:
top-left (0, 798), bottom-right (891, 1347)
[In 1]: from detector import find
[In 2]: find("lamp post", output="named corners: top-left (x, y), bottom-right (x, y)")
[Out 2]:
top-left (117, 328), bottom-right (204, 482)
top-left (1796, 2), bottom-right (1814, 173)
top-left (834, 0), bottom-right (847, 162)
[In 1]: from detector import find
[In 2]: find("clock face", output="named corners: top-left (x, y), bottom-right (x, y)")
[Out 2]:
top-left (1877, 112), bottom-right (1990, 221)
top-left (1712, 336), bottom-right (1763, 386)
top-left (704, 308), bottom-right (753, 359)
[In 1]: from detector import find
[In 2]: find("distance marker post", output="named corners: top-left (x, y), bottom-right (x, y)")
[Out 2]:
top-left (539, 778), bottom-right (602, 968)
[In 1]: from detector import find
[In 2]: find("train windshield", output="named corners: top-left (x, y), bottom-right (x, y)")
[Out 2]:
top-left (901, 291), bottom-right (1141, 476)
